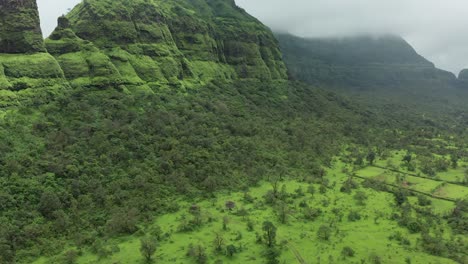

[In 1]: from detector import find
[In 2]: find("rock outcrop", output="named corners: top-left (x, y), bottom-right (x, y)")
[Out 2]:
top-left (0, 0), bottom-right (46, 53)
top-left (62, 0), bottom-right (287, 88)
top-left (0, 0), bottom-right (66, 107)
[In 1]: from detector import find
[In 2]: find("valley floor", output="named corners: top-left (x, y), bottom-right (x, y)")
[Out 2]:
top-left (33, 156), bottom-right (467, 264)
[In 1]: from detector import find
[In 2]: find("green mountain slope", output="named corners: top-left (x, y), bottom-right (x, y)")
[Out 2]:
top-left (276, 33), bottom-right (457, 88)
top-left (0, 1), bottom-right (466, 264)
top-left (0, 1), bottom-right (378, 263)
top-left (276, 33), bottom-right (468, 129)
top-left (62, 0), bottom-right (287, 89)
top-left (0, 0), bottom-right (67, 107)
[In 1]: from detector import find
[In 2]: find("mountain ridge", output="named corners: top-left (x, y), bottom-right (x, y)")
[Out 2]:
top-left (275, 32), bottom-right (465, 88)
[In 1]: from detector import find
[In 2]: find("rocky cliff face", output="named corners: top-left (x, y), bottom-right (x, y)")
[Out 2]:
top-left (0, 0), bottom-right (45, 53)
top-left (60, 0), bottom-right (287, 89)
top-left (0, 0), bottom-right (66, 107)
top-left (0, 0), bottom-right (288, 106)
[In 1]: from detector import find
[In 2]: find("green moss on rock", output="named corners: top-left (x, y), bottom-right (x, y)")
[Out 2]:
top-left (0, 0), bottom-right (46, 53)
top-left (62, 0), bottom-right (287, 87)
top-left (46, 17), bottom-right (124, 89)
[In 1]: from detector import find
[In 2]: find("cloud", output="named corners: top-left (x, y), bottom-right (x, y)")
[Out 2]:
top-left (37, 0), bottom-right (468, 74)
top-left (235, 0), bottom-right (468, 74)
top-left (37, 0), bottom-right (81, 36)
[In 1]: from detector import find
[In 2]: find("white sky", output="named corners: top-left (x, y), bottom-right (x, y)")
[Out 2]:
top-left (38, 0), bottom-right (468, 74)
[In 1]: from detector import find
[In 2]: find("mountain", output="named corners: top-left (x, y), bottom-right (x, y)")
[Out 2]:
top-left (276, 33), bottom-right (458, 88)
top-left (0, 1), bottom-right (379, 263)
top-left (1, 1), bottom-right (466, 264)
top-left (48, 0), bottom-right (287, 91)
top-left (0, 0), bottom-right (45, 53)
top-left (0, 0), bottom-right (67, 107)
top-left (276, 33), bottom-right (468, 128)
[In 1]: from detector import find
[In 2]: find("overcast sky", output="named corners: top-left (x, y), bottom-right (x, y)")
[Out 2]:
top-left (38, 0), bottom-right (468, 74)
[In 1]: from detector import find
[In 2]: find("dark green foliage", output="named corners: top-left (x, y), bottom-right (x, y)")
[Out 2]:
top-left (263, 247), bottom-right (281, 264)
top-left (262, 221), bottom-right (277, 247)
top-left (140, 237), bottom-right (157, 263)
top-left (347, 211), bottom-right (361, 222)
top-left (341, 246), bottom-right (355, 258)
top-left (63, 249), bottom-right (79, 264)
top-left (225, 244), bottom-right (237, 257)
top-left (187, 244), bottom-right (207, 264)
top-left (317, 225), bottom-right (332, 241)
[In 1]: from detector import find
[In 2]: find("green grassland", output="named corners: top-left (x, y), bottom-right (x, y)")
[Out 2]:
top-left (33, 161), bottom-right (466, 264)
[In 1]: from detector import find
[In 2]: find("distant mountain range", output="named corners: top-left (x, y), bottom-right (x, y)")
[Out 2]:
top-left (276, 33), bottom-right (467, 89)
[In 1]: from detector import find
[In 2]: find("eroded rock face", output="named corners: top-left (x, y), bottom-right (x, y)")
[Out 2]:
top-left (0, 0), bottom-right (67, 107)
top-left (0, 0), bottom-right (46, 53)
top-left (63, 0), bottom-right (287, 86)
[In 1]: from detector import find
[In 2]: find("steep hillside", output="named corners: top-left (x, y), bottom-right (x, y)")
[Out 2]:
top-left (276, 33), bottom-right (456, 88)
top-left (0, 0), bottom-right (45, 53)
top-left (276, 33), bottom-right (468, 129)
top-left (58, 0), bottom-right (287, 89)
top-left (0, 0), bottom-right (67, 107)
top-left (0, 1), bottom-right (380, 263)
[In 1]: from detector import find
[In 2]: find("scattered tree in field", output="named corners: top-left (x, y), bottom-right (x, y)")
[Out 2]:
top-left (225, 201), bottom-right (236, 211)
top-left (187, 244), bottom-right (207, 264)
top-left (450, 154), bottom-right (459, 169)
top-left (262, 221), bottom-right (277, 247)
top-left (347, 211), bottom-right (361, 222)
top-left (213, 232), bottom-right (225, 252)
top-left (417, 195), bottom-right (432, 206)
top-left (402, 153), bottom-right (412, 164)
top-left (246, 219), bottom-right (254, 232)
top-left (303, 207), bottom-right (322, 221)
top-left (63, 250), bottom-right (79, 264)
top-left (341, 246), bottom-right (355, 258)
top-left (353, 191), bottom-right (368, 206)
top-left (369, 253), bottom-right (382, 264)
top-left (222, 216), bottom-right (229, 231)
top-left (226, 244), bottom-right (237, 257)
top-left (366, 151), bottom-right (376, 165)
top-left (264, 247), bottom-right (281, 264)
top-left (317, 225), bottom-right (332, 241)
top-left (140, 237), bottom-right (157, 263)
top-left (276, 201), bottom-right (290, 224)
top-left (236, 207), bottom-right (249, 219)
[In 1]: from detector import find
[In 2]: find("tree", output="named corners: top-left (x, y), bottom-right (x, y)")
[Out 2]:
top-left (366, 151), bottom-right (376, 165)
top-left (213, 233), bottom-right (224, 252)
top-left (222, 216), bottom-right (229, 231)
top-left (317, 225), bottom-right (331, 241)
top-left (353, 191), bottom-right (368, 206)
top-left (226, 244), bottom-right (237, 257)
top-left (140, 237), bottom-right (157, 263)
top-left (38, 191), bottom-right (62, 219)
top-left (262, 221), bottom-right (277, 247)
top-left (402, 153), bottom-right (412, 164)
top-left (264, 247), bottom-right (281, 264)
top-left (276, 201), bottom-right (289, 224)
top-left (63, 250), bottom-right (79, 264)
top-left (225, 201), bottom-right (236, 211)
top-left (187, 244), bottom-right (207, 264)
top-left (341, 246), bottom-right (355, 258)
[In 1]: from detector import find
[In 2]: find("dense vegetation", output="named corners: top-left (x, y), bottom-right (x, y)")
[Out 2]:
top-left (0, 0), bottom-right (467, 263)
top-left (0, 79), bottom-right (378, 263)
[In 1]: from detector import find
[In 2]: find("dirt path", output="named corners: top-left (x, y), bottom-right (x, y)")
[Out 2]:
top-left (287, 241), bottom-right (308, 264)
